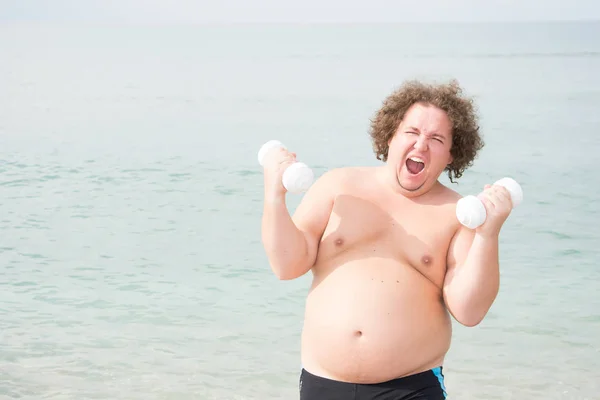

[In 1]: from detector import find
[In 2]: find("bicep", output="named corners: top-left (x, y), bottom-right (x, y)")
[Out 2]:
top-left (291, 170), bottom-right (337, 263)
top-left (444, 225), bottom-right (475, 289)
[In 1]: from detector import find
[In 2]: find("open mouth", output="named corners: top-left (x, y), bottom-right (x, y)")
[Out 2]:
top-left (406, 157), bottom-right (425, 175)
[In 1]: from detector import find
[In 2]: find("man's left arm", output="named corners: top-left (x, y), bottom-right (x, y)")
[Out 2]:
top-left (443, 184), bottom-right (513, 327)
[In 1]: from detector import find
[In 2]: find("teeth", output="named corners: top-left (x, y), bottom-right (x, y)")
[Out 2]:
top-left (409, 157), bottom-right (424, 163)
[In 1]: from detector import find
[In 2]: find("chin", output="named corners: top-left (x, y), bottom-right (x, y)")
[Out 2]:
top-left (393, 163), bottom-right (419, 184)
top-left (399, 181), bottom-right (426, 193)
top-left (397, 174), bottom-right (427, 193)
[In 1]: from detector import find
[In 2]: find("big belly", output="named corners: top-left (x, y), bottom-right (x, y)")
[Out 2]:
top-left (300, 258), bottom-right (452, 383)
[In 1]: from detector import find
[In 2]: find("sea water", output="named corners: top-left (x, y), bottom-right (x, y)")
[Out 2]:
top-left (1, 21), bottom-right (599, 399)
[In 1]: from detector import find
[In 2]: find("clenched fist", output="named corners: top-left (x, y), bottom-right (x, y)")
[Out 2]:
top-left (476, 183), bottom-right (513, 237)
top-left (262, 146), bottom-right (298, 200)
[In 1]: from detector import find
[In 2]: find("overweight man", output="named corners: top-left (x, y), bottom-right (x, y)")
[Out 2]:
top-left (261, 80), bottom-right (515, 399)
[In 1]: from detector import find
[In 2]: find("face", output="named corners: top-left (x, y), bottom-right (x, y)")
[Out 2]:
top-left (385, 102), bottom-right (453, 196)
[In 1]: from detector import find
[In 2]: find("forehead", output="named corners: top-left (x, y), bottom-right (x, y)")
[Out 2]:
top-left (401, 103), bottom-right (452, 138)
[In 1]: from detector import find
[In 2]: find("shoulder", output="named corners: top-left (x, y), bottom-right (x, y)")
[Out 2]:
top-left (319, 165), bottom-right (372, 178)
top-left (434, 183), bottom-right (464, 207)
top-left (313, 166), bottom-right (374, 189)
top-left (291, 167), bottom-right (366, 230)
top-left (438, 184), bottom-right (476, 251)
top-left (424, 183), bottom-right (466, 238)
top-left (298, 166), bottom-right (376, 208)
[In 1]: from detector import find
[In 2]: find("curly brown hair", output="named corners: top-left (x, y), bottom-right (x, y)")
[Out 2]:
top-left (369, 79), bottom-right (484, 183)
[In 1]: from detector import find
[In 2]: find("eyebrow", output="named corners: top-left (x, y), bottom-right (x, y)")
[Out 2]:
top-left (406, 126), bottom-right (447, 141)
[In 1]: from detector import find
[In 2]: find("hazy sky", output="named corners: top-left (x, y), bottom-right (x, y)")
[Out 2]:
top-left (1, 0), bottom-right (599, 24)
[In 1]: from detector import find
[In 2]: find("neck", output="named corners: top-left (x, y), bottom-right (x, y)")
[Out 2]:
top-left (375, 165), bottom-right (440, 199)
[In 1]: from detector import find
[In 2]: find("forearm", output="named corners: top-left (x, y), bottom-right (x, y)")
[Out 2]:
top-left (445, 233), bottom-right (500, 326)
top-left (261, 195), bottom-right (311, 280)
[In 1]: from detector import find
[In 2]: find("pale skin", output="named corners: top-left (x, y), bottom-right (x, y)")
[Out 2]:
top-left (261, 102), bottom-right (513, 384)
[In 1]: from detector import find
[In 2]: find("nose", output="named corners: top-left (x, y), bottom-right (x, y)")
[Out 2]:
top-left (413, 135), bottom-right (428, 151)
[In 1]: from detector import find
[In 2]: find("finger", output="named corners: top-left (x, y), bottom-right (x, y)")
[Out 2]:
top-left (496, 189), bottom-right (512, 207)
top-left (279, 154), bottom-right (297, 166)
top-left (268, 147), bottom-right (287, 160)
top-left (485, 192), bottom-right (502, 208)
top-left (485, 191), bottom-right (512, 212)
top-left (266, 150), bottom-right (293, 167)
top-left (480, 194), bottom-right (496, 211)
top-left (497, 186), bottom-right (511, 198)
top-left (489, 186), bottom-right (511, 201)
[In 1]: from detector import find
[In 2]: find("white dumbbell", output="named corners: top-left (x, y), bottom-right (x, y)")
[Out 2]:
top-left (456, 177), bottom-right (523, 229)
top-left (258, 140), bottom-right (314, 194)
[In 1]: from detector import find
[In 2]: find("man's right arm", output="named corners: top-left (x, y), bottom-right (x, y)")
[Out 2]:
top-left (261, 169), bottom-right (338, 280)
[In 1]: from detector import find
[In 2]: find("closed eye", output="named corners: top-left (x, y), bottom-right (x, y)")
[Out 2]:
top-left (431, 135), bottom-right (446, 144)
top-left (406, 130), bottom-right (446, 144)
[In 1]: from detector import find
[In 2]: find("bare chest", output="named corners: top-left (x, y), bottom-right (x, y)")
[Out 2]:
top-left (315, 194), bottom-right (458, 287)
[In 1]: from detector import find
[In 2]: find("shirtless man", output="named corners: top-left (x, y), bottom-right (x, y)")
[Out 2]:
top-left (261, 80), bottom-right (514, 399)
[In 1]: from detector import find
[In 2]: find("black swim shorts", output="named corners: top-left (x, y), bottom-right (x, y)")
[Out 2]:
top-left (299, 367), bottom-right (447, 400)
